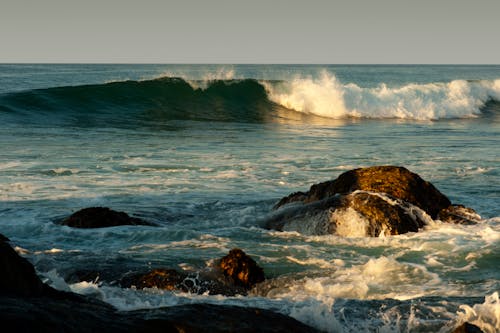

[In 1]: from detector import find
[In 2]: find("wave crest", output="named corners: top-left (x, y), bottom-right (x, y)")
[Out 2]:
top-left (264, 71), bottom-right (500, 120)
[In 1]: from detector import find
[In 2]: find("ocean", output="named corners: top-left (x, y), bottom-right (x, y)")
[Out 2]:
top-left (0, 64), bottom-right (499, 332)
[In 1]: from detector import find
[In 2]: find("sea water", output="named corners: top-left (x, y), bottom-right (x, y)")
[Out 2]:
top-left (0, 64), bottom-right (499, 332)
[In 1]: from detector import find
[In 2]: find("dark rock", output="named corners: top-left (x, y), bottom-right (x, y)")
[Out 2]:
top-left (452, 322), bottom-right (484, 333)
top-left (219, 248), bottom-right (265, 289)
top-left (121, 268), bottom-right (248, 296)
top-left (269, 166), bottom-right (477, 237)
top-left (0, 238), bottom-right (47, 297)
top-left (120, 249), bottom-right (264, 296)
top-left (438, 205), bottom-right (481, 225)
top-left (61, 207), bottom-right (153, 228)
top-left (0, 233), bottom-right (9, 242)
top-left (121, 268), bottom-right (187, 290)
top-left (275, 165), bottom-right (451, 218)
top-left (0, 296), bottom-right (319, 333)
top-left (140, 303), bottom-right (320, 333)
top-left (0, 238), bottom-right (319, 332)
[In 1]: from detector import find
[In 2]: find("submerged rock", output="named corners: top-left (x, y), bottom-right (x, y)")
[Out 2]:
top-left (121, 268), bottom-right (187, 291)
top-left (61, 207), bottom-right (153, 228)
top-left (268, 166), bottom-right (479, 237)
top-left (120, 248), bottom-right (264, 296)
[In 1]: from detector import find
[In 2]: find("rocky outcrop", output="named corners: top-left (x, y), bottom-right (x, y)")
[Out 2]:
top-left (0, 234), bottom-right (319, 333)
top-left (275, 166), bottom-right (451, 218)
top-left (61, 207), bottom-right (153, 228)
top-left (0, 235), bottom-right (48, 297)
top-left (267, 166), bottom-right (479, 237)
top-left (219, 248), bottom-right (265, 289)
top-left (120, 248), bottom-right (264, 296)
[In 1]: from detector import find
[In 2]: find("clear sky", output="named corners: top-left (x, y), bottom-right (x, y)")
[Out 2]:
top-left (1, 0), bottom-right (499, 63)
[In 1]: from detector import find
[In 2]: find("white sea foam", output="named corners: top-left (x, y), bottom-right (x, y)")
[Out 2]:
top-left (442, 292), bottom-right (500, 333)
top-left (264, 72), bottom-right (500, 120)
top-left (257, 256), bottom-right (442, 301)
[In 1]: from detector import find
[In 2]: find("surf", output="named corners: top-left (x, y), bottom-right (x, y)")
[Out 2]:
top-left (1, 73), bottom-right (500, 126)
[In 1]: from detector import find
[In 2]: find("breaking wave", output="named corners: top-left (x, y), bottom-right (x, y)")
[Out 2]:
top-left (1, 73), bottom-right (499, 125)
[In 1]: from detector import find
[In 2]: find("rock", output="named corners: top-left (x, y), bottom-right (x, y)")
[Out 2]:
top-left (276, 166), bottom-right (451, 218)
top-left (438, 205), bottom-right (481, 225)
top-left (0, 237), bottom-right (319, 332)
top-left (121, 268), bottom-right (187, 290)
top-left (452, 322), bottom-right (484, 333)
top-left (267, 191), bottom-right (429, 236)
top-left (0, 296), bottom-right (320, 333)
top-left (268, 166), bottom-right (477, 237)
top-left (219, 248), bottom-right (265, 289)
top-left (0, 234), bottom-right (47, 297)
top-left (120, 249), bottom-right (264, 296)
top-left (61, 207), bottom-right (153, 228)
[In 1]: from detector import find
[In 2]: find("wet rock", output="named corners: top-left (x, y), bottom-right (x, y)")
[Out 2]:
top-left (0, 296), bottom-right (319, 333)
top-left (61, 207), bottom-right (153, 228)
top-left (452, 322), bottom-right (484, 333)
top-left (269, 166), bottom-right (478, 237)
top-left (0, 235), bottom-right (47, 297)
top-left (276, 165), bottom-right (451, 218)
top-left (121, 268), bottom-right (187, 290)
top-left (120, 249), bottom-right (264, 296)
top-left (267, 191), bottom-right (428, 236)
top-left (438, 205), bottom-right (481, 225)
top-left (219, 248), bottom-right (265, 289)
top-left (0, 238), bottom-right (319, 332)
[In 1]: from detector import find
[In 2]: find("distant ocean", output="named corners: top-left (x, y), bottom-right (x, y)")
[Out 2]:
top-left (0, 64), bottom-right (499, 332)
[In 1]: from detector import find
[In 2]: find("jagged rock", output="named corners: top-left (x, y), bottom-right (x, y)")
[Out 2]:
top-left (219, 248), bottom-right (265, 289)
top-left (268, 166), bottom-right (478, 237)
top-left (61, 207), bottom-right (153, 228)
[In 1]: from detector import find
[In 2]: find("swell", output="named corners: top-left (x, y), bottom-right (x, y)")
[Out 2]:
top-left (0, 77), bottom-right (279, 125)
top-left (1, 75), bottom-right (499, 126)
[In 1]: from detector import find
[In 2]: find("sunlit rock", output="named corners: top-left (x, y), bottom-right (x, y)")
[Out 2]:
top-left (267, 166), bottom-right (479, 237)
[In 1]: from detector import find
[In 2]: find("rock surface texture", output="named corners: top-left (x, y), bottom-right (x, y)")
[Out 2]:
top-left (267, 166), bottom-right (480, 237)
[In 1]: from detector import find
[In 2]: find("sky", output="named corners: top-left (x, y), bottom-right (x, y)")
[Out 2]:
top-left (1, 0), bottom-right (499, 64)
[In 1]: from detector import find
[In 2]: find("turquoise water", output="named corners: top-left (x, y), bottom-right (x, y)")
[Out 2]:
top-left (0, 64), bottom-right (499, 332)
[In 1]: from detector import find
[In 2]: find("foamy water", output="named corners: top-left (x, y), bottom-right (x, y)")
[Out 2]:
top-left (264, 71), bottom-right (500, 120)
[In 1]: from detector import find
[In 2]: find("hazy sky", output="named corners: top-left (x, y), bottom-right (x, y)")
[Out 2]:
top-left (1, 0), bottom-right (499, 63)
